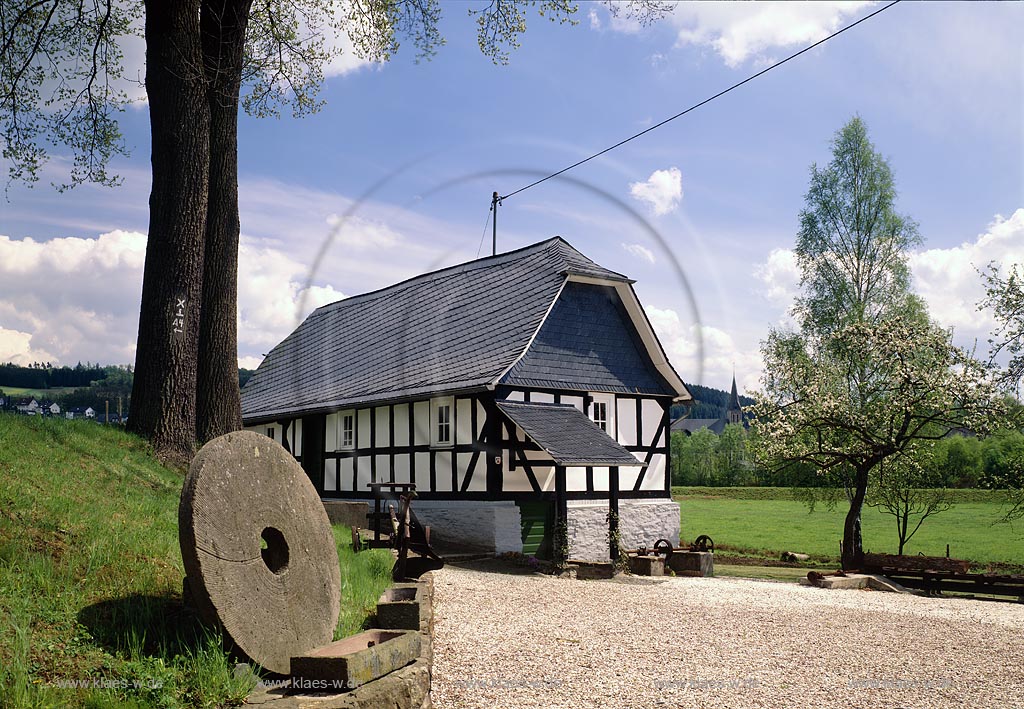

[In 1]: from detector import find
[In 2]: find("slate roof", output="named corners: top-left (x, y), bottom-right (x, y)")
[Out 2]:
top-left (242, 237), bottom-right (685, 423)
top-left (727, 375), bottom-right (742, 413)
top-left (496, 401), bottom-right (644, 467)
top-left (670, 417), bottom-right (728, 436)
top-left (501, 282), bottom-right (675, 395)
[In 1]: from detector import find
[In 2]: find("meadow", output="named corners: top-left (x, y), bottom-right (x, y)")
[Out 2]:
top-left (1, 386), bottom-right (77, 399)
top-left (673, 486), bottom-right (1024, 570)
top-left (0, 415), bottom-right (392, 708)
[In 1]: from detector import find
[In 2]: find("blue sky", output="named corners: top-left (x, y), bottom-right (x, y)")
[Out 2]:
top-left (1, 1), bottom-right (1021, 394)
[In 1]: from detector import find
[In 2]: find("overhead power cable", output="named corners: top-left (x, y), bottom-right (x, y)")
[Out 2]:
top-left (499, 0), bottom-right (902, 202)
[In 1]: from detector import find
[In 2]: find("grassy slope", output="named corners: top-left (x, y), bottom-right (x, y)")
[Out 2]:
top-left (674, 487), bottom-right (1024, 569)
top-left (0, 415), bottom-right (391, 708)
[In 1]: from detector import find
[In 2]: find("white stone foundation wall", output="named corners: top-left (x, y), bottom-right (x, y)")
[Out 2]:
top-left (566, 499), bottom-right (680, 562)
top-left (351, 499), bottom-right (522, 554)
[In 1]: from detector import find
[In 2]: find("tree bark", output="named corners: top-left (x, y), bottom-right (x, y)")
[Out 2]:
top-left (195, 0), bottom-right (252, 444)
top-left (128, 1), bottom-right (210, 465)
top-left (842, 465), bottom-right (870, 570)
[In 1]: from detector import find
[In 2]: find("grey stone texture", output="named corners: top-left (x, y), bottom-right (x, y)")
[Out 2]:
top-left (246, 573), bottom-right (436, 709)
top-left (290, 630), bottom-right (421, 688)
top-left (667, 551), bottom-right (714, 577)
top-left (377, 585), bottom-right (422, 631)
top-left (628, 555), bottom-right (665, 576)
top-left (323, 500), bottom-right (370, 529)
top-left (178, 431), bottom-right (341, 675)
top-left (566, 499), bottom-right (680, 562)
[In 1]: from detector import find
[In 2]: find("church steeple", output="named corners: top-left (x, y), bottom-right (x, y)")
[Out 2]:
top-left (727, 374), bottom-right (742, 425)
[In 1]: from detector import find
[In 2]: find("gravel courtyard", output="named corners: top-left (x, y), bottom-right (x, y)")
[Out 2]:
top-left (431, 563), bottom-right (1024, 709)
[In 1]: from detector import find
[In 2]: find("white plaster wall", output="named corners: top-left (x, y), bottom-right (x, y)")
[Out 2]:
top-left (640, 454), bottom-right (666, 491)
top-left (357, 410), bottom-right (371, 448)
top-left (642, 399), bottom-right (664, 444)
top-left (291, 419), bottom-right (302, 456)
top-left (619, 500), bottom-right (680, 551)
top-left (566, 499), bottom-right (680, 562)
top-left (389, 499), bottom-right (522, 554)
top-left (394, 404), bottom-right (410, 446)
top-left (566, 501), bottom-right (611, 561)
top-left (617, 397), bottom-right (637, 446)
top-left (375, 406), bottom-right (390, 447)
top-left (456, 399), bottom-right (473, 444)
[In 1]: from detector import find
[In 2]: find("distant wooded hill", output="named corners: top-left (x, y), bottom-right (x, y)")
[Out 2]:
top-left (1, 364), bottom-right (256, 414)
top-left (669, 382), bottom-right (756, 421)
top-left (0, 362), bottom-right (109, 389)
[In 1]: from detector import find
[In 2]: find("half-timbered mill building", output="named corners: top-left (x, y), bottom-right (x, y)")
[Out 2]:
top-left (241, 237), bottom-right (691, 561)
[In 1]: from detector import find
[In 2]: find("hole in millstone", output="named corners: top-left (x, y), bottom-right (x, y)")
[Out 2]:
top-left (260, 527), bottom-right (289, 575)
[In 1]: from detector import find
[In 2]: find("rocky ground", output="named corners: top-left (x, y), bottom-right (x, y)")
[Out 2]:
top-left (430, 562), bottom-right (1024, 709)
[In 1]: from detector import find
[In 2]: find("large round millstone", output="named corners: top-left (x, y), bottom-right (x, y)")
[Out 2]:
top-left (179, 431), bottom-right (340, 675)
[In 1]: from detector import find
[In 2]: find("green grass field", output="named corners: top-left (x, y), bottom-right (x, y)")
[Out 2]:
top-left (0, 386), bottom-right (77, 399)
top-left (0, 415), bottom-right (392, 708)
top-left (674, 487), bottom-right (1024, 570)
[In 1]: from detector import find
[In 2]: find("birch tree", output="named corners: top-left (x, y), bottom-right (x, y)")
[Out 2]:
top-left (752, 117), bottom-right (1000, 568)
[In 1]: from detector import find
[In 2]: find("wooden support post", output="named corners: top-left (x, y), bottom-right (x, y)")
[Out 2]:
top-left (609, 466), bottom-right (620, 561)
top-left (555, 466), bottom-right (567, 523)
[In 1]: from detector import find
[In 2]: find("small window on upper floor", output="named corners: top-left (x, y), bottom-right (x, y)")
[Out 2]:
top-left (339, 410), bottom-right (355, 450)
top-left (267, 426), bottom-right (276, 441)
top-left (590, 394), bottom-right (615, 435)
top-left (431, 397), bottom-right (454, 447)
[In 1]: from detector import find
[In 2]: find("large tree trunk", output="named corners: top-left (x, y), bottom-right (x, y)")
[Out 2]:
top-left (195, 0), bottom-right (252, 444)
top-left (128, 1), bottom-right (210, 465)
top-left (842, 465), bottom-right (870, 570)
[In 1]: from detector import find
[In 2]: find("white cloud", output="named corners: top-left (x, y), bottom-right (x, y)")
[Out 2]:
top-left (588, 7), bottom-right (602, 31)
top-left (629, 167), bottom-right (683, 216)
top-left (751, 208), bottom-right (1024, 351)
top-left (622, 242), bottom-right (655, 264)
top-left (670, 2), bottom-right (874, 67)
top-left (0, 327), bottom-right (58, 366)
top-left (0, 230), bottom-right (146, 365)
top-left (646, 306), bottom-right (763, 393)
top-left (753, 247), bottom-right (800, 311)
top-left (236, 239), bottom-right (348, 352)
top-left (909, 208), bottom-right (1024, 345)
top-left (325, 213), bottom-right (401, 250)
top-left (238, 355), bottom-right (265, 370)
top-left (0, 227), bottom-right (350, 367)
top-left (323, 30), bottom-right (376, 78)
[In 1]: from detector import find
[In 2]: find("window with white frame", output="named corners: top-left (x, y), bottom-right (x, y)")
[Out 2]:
top-left (590, 394), bottom-right (615, 434)
top-left (339, 410), bottom-right (355, 450)
top-left (431, 397), bottom-right (454, 447)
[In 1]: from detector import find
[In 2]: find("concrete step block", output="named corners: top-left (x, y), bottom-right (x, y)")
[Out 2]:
top-left (290, 629), bottom-right (420, 688)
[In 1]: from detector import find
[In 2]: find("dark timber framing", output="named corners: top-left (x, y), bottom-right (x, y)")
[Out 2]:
top-left (273, 387), bottom-right (672, 503)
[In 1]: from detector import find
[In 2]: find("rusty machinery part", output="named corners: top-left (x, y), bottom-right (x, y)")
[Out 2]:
top-left (179, 431), bottom-right (341, 675)
top-left (690, 535), bottom-right (715, 553)
top-left (652, 539), bottom-right (674, 561)
top-left (392, 493), bottom-right (444, 581)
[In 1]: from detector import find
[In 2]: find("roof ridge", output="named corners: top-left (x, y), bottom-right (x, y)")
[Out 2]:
top-left (309, 236), bottom-right (573, 315)
top-left (498, 400), bottom-right (576, 408)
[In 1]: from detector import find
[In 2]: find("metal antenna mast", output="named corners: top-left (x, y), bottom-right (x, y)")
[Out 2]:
top-left (491, 191), bottom-right (501, 256)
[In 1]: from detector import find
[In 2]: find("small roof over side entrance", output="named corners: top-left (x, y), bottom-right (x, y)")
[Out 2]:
top-left (496, 401), bottom-right (645, 467)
